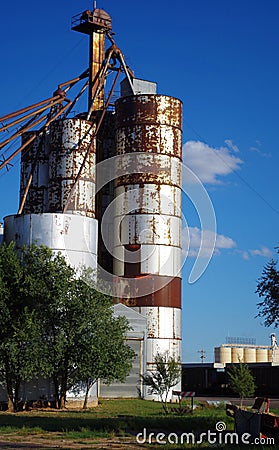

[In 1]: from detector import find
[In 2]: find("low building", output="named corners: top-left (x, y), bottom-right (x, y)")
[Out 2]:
top-left (182, 362), bottom-right (279, 397)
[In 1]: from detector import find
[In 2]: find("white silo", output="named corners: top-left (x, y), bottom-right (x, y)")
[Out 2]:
top-left (244, 347), bottom-right (257, 363)
top-left (256, 348), bottom-right (268, 363)
top-left (231, 347), bottom-right (244, 363)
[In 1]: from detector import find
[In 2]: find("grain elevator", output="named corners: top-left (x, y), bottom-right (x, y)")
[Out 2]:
top-left (0, 4), bottom-right (182, 399)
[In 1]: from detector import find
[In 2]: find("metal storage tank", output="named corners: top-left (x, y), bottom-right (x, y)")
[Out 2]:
top-left (256, 348), bottom-right (268, 363)
top-left (219, 347), bottom-right (232, 364)
top-left (244, 347), bottom-right (257, 363)
top-left (113, 94), bottom-right (182, 398)
top-left (4, 213), bottom-right (98, 270)
top-left (214, 347), bottom-right (221, 363)
top-left (5, 118), bottom-right (98, 274)
top-left (48, 118), bottom-right (96, 217)
top-left (231, 347), bottom-right (244, 363)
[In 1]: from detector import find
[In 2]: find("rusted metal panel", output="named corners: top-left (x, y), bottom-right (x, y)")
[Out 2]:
top-left (116, 124), bottom-right (182, 159)
top-left (114, 184), bottom-right (182, 217)
top-left (90, 31), bottom-right (105, 110)
top-left (115, 153), bottom-right (182, 188)
top-left (137, 306), bottom-right (182, 340)
top-left (48, 118), bottom-right (96, 217)
top-left (116, 95), bottom-right (182, 130)
top-left (20, 132), bottom-right (50, 214)
top-left (119, 215), bottom-right (181, 246)
top-left (4, 213), bottom-right (98, 271)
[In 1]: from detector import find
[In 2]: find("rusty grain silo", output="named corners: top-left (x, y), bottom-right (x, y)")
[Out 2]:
top-left (5, 117), bottom-right (98, 270)
top-left (113, 93), bottom-right (183, 396)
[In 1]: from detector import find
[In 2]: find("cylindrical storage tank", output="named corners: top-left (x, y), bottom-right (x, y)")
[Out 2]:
top-left (231, 347), bottom-right (244, 363)
top-left (4, 213), bottom-right (98, 271)
top-left (219, 347), bottom-right (232, 364)
top-left (244, 347), bottom-right (257, 363)
top-left (274, 349), bottom-right (279, 363)
top-left (256, 348), bottom-right (268, 363)
top-left (269, 348), bottom-right (279, 363)
top-left (20, 131), bottom-right (50, 214)
top-left (48, 118), bottom-right (96, 217)
top-left (114, 94), bottom-right (182, 400)
top-left (214, 347), bottom-right (221, 363)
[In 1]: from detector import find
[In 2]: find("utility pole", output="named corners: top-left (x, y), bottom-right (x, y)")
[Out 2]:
top-left (198, 349), bottom-right (206, 364)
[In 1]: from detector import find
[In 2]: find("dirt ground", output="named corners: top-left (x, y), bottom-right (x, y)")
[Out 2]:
top-left (0, 434), bottom-right (146, 450)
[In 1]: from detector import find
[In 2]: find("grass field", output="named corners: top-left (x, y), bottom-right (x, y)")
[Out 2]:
top-left (0, 399), bottom-right (277, 449)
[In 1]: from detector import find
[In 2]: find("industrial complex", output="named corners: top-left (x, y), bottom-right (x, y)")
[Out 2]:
top-left (1, 4), bottom-right (278, 406)
top-left (183, 335), bottom-right (279, 397)
top-left (0, 4), bottom-right (182, 402)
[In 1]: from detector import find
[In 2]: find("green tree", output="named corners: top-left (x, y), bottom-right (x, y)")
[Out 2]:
top-left (228, 362), bottom-right (256, 407)
top-left (141, 352), bottom-right (181, 414)
top-left (0, 243), bottom-right (135, 410)
top-left (0, 243), bottom-right (42, 412)
top-left (21, 245), bottom-right (81, 409)
top-left (256, 258), bottom-right (279, 328)
top-left (21, 245), bottom-right (134, 409)
top-left (70, 278), bottom-right (135, 408)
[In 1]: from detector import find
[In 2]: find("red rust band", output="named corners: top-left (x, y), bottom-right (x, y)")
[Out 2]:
top-left (115, 95), bottom-right (182, 130)
top-left (114, 276), bottom-right (181, 309)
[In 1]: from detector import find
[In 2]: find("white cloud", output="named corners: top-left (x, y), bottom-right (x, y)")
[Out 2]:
top-left (183, 141), bottom-right (243, 184)
top-left (236, 246), bottom-right (273, 260)
top-left (183, 227), bottom-right (272, 261)
top-left (250, 246), bottom-right (273, 258)
top-left (224, 139), bottom-right (240, 153)
top-left (182, 226), bottom-right (236, 258)
top-left (249, 146), bottom-right (271, 158)
top-left (249, 140), bottom-right (271, 158)
top-left (237, 250), bottom-right (250, 261)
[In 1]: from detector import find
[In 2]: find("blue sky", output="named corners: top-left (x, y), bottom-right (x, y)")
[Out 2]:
top-left (0, 0), bottom-right (279, 362)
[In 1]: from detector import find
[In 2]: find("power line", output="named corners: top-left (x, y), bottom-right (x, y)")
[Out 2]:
top-left (184, 120), bottom-right (279, 216)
